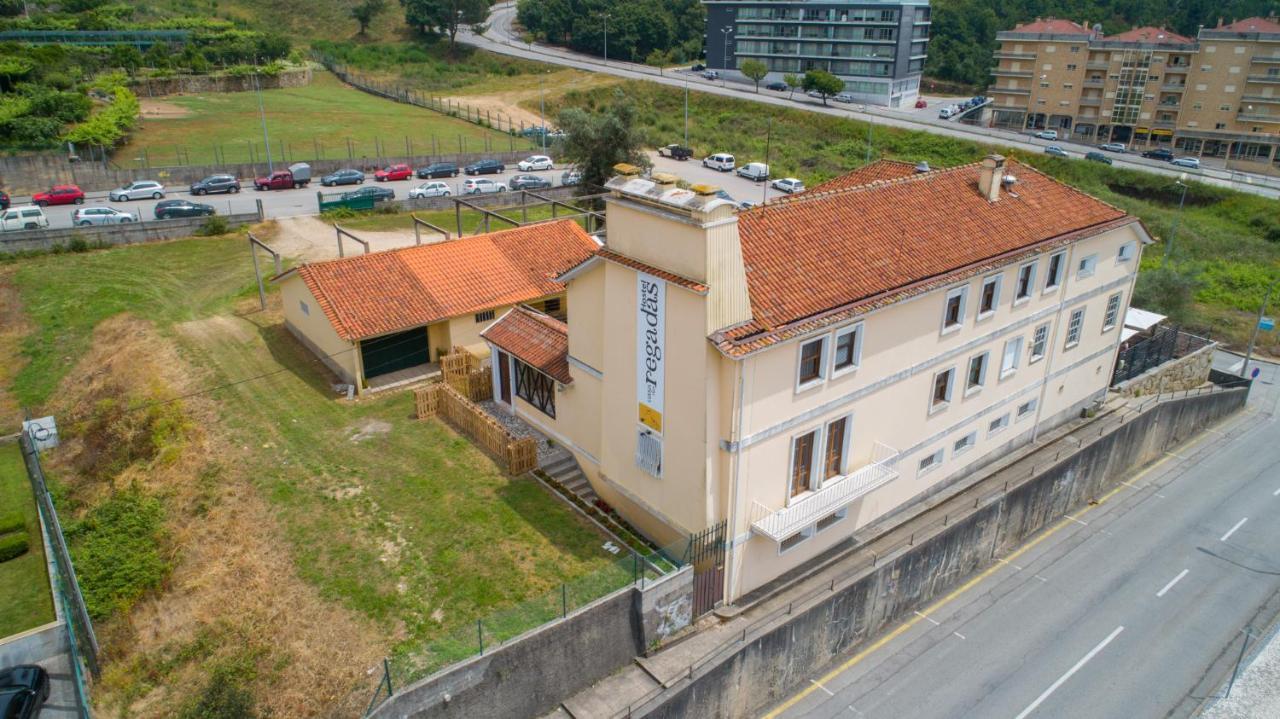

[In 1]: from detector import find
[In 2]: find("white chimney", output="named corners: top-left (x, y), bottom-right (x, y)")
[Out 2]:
top-left (978, 154), bottom-right (1006, 202)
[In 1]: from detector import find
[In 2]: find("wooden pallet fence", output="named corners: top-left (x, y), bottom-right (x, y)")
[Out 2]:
top-left (440, 349), bottom-right (493, 402)
top-left (413, 383), bottom-right (536, 474)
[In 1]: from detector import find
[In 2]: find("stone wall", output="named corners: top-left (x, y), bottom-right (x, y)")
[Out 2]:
top-left (131, 67), bottom-right (312, 97)
top-left (1117, 341), bottom-right (1217, 397)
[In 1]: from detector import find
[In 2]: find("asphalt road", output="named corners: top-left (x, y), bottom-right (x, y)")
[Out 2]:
top-left (762, 352), bottom-right (1280, 719)
top-left (468, 3), bottom-right (1280, 201)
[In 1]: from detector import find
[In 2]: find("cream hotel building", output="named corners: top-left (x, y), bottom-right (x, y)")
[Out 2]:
top-left (988, 15), bottom-right (1280, 175)
top-left (481, 157), bottom-right (1147, 605)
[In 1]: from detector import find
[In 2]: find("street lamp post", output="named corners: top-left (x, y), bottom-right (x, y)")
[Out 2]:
top-left (1161, 174), bottom-right (1188, 267)
top-left (1242, 276), bottom-right (1280, 380)
top-left (684, 79), bottom-right (689, 147)
top-left (721, 27), bottom-right (734, 73)
top-left (253, 64), bottom-right (273, 173)
top-left (540, 71), bottom-right (547, 152)
top-left (600, 13), bottom-right (610, 65)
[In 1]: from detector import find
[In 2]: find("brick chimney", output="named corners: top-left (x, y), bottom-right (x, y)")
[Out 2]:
top-left (978, 154), bottom-right (1006, 202)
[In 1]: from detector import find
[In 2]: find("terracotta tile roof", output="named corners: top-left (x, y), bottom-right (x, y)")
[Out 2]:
top-left (1219, 17), bottom-right (1280, 33)
top-left (1107, 26), bottom-right (1194, 44)
top-left (292, 220), bottom-right (598, 341)
top-left (717, 159), bottom-right (1134, 356)
top-left (805, 160), bottom-right (924, 195)
top-left (481, 306), bottom-right (572, 384)
top-left (1007, 18), bottom-right (1091, 35)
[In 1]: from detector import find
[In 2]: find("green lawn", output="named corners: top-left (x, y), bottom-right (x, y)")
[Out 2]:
top-left (326, 202), bottom-right (594, 234)
top-left (0, 442), bottom-right (55, 638)
top-left (116, 72), bottom-right (526, 168)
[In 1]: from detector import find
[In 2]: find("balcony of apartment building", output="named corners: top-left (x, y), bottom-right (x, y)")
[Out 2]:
top-left (990, 68), bottom-right (1033, 78)
top-left (1242, 95), bottom-right (1280, 105)
top-left (1079, 94), bottom-right (1103, 106)
top-left (1158, 95), bottom-right (1181, 108)
top-left (1086, 60), bottom-right (1110, 71)
top-left (1161, 81), bottom-right (1187, 92)
top-left (993, 85), bottom-right (1031, 95)
top-left (1083, 77), bottom-right (1106, 88)
top-left (994, 50), bottom-right (1036, 60)
top-left (1247, 74), bottom-right (1280, 84)
top-left (1250, 56), bottom-right (1280, 65)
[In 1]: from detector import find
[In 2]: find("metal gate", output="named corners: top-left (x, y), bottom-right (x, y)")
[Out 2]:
top-left (684, 520), bottom-right (727, 617)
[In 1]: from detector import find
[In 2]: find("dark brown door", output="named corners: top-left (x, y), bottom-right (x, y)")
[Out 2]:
top-left (498, 351), bottom-right (512, 404)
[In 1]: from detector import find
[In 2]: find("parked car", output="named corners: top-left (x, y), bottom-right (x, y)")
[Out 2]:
top-left (254, 163), bottom-right (311, 190)
top-left (914, 98), bottom-right (928, 108)
top-left (702, 70), bottom-right (720, 80)
top-left (834, 92), bottom-right (855, 103)
top-left (1098, 143), bottom-right (1127, 153)
top-left (806, 89), bottom-right (824, 99)
top-left (561, 169), bottom-right (582, 186)
top-left (464, 159), bottom-right (505, 175)
top-left (0, 665), bottom-right (50, 719)
top-left (74, 206), bottom-right (137, 225)
top-left (509, 174), bottom-right (553, 190)
top-left (1034, 129), bottom-right (1059, 140)
top-left (417, 162), bottom-right (459, 179)
top-left (765, 81), bottom-right (789, 92)
top-left (657, 144), bottom-right (693, 160)
top-left (109, 180), bottom-right (165, 201)
top-left (1085, 151), bottom-right (1113, 165)
top-left (1141, 148), bottom-right (1175, 161)
top-left (771, 177), bottom-right (805, 194)
top-left (691, 63), bottom-right (706, 72)
top-left (1170, 157), bottom-right (1201, 169)
top-left (321, 168), bottom-right (365, 186)
top-left (154, 199), bottom-right (214, 219)
top-left (340, 185), bottom-right (394, 202)
top-left (702, 153), bottom-right (736, 171)
top-left (518, 155), bottom-right (554, 172)
top-left (736, 162), bottom-right (770, 181)
top-left (408, 181), bottom-right (451, 199)
top-left (463, 178), bottom-right (507, 194)
top-left (375, 164), bottom-right (413, 182)
top-left (938, 107), bottom-right (956, 119)
top-left (1044, 145), bottom-right (1070, 158)
top-left (189, 174), bottom-right (240, 195)
top-left (32, 184), bottom-right (84, 206)
top-left (0, 205), bottom-right (49, 231)
top-left (714, 190), bottom-right (754, 210)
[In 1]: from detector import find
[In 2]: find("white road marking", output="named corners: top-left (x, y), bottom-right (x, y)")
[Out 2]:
top-left (1033, 575), bottom-right (1049, 583)
top-left (847, 705), bottom-right (863, 716)
top-left (1273, 487), bottom-right (1280, 497)
top-left (914, 611), bottom-right (941, 626)
top-left (1119, 480), bottom-right (1141, 489)
top-left (1154, 493), bottom-right (1167, 499)
top-left (1221, 517), bottom-right (1248, 542)
top-left (1156, 569), bottom-right (1189, 598)
top-left (953, 631), bottom-right (967, 640)
top-left (810, 679), bottom-right (834, 696)
top-left (1013, 626), bottom-right (1125, 719)
top-left (1064, 515), bottom-right (1089, 526)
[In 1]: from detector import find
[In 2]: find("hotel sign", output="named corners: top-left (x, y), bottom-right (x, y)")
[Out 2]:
top-left (637, 272), bottom-right (665, 434)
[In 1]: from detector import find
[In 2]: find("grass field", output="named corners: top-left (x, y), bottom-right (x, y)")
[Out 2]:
top-left (0, 442), bottom-right (54, 638)
top-left (325, 202), bottom-right (595, 234)
top-left (117, 72), bottom-right (524, 168)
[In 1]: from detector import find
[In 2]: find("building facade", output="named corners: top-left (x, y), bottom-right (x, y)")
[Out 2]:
top-left (484, 158), bottom-right (1147, 604)
top-left (703, 0), bottom-right (931, 107)
top-left (989, 15), bottom-right (1280, 175)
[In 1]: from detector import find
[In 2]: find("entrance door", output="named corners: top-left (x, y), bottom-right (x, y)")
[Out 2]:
top-left (360, 328), bottom-right (430, 379)
top-left (497, 351), bottom-right (512, 404)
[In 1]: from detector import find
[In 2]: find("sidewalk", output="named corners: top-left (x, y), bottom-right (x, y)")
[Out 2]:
top-left (1200, 618), bottom-right (1280, 719)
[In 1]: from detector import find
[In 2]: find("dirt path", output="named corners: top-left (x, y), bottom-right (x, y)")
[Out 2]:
top-left (264, 215), bottom-right (429, 262)
top-left (442, 70), bottom-right (618, 131)
top-left (139, 99), bottom-right (193, 119)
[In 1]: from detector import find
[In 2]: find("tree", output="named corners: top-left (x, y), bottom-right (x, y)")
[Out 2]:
top-left (556, 88), bottom-right (651, 192)
top-left (351, 0), bottom-right (388, 35)
top-left (400, 0), bottom-right (489, 51)
top-left (740, 59), bottom-right (768, 93)
top-left (801, 69), bottom-right (843, 106)
top-left (783, 72), bottom-right (802, 100)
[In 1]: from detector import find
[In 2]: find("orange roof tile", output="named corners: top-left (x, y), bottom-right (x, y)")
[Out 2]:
top-left (1107, 26), bottom-right (1194, 44)
top-left (1008, 18), bottom-right (1091, 35)
top-left (718, 159), bottom-right (1134, 355)
top-left (481, 306), bottom-right (572, 384)
top-left (805, 160), bottom-right (924, 195)
top-left (595, 249), bottom-right (709, 294)
top-left (1219, 17), bottom-right (1280, 33)
top-left (292, 220), bottom-right (598, 341)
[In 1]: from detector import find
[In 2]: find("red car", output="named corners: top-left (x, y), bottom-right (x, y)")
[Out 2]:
top-left (32, 184), bottom-right (85, 206)
top-left (374, 164), bottom-right (412, 182)
top-left (915, 98), bottom-right (928, 109)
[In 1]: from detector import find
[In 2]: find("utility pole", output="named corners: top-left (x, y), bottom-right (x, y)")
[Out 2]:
top-left (684, 79), bottom-right (689, 147)
top-left (1162, 175), bottom-right (1188, 267)
top-left (863, 105), bottom-right (873, 163)
top-left (600, 13), bottom-right (610, 65)
top-left (1242, 277), bottom-right (1279, 379)
top-left (540, 71), bottom-right (547, 153)
top-left (254, 64), bottom-right (273, 173)
top-left (761, 118), bottom-right (772, 206)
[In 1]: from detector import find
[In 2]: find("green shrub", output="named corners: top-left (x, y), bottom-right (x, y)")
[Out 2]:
top-left (0, 509), bottom-right (25, 535)
top-left (65, 487), bottom-right (168, 620)
top-left (178, 657), bottom-right (259, 719)
top-left (67, 236), bottom-right (90, 253)
top-left (0, 532), bottom-right (29, 563)
top-left (196, 216), bottom-right (230, 236)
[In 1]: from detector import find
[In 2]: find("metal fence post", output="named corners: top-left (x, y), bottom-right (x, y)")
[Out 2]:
top-left (383, 657), bottom-right (393, 696)
top-left (562, 583), bottom-right (568, 618)
top-left (477, 619), bottom-right (484, 655)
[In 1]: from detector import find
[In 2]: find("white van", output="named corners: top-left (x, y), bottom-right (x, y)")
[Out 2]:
top-left (0, 205), bottom-right (49, 232)
top-left (702, 153), bottom-right (736, 172)
top-left (938, 107), bottom-right (955, 119)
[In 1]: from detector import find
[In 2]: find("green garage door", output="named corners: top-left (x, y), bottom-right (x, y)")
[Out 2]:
top-left (360, 328), bottom-right (430, 379)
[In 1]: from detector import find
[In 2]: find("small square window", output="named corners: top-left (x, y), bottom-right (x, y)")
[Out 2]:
top-left (942, 286), bottom-right (967, 333)
top-left (953, 432), bottom-right (977, 455)
top-left (989, 413), bottom-right (1011, 435)
top-left (1000, 336), bottom-right (1024, 378)
top-left (1077, 254), bottom-right (1098, 279)
top-left (780, 527), bottom-right (815, 552)
top-left (1045, 251), bottom-right (1066, 291)
top-left (797, 337), bottom-right (827, 388)
top-left (978, 275), bottom-right (1001, 319)
top-left (816, 508), bottom-right (848, 532)
top-left (1103, 293), bottom-right (1122, 331)
top-left (931, 368), bottom-right (955, 411)
top-left (966, 352), bottom-right (988, 393)
top-left (543, 297), bottom-right (562, 314)
top-left (832, 324), bottom-right (862, 374)
top-left (1030, 323), bottom-right (1050, 362)
top-left (1117, 242), bottom-right (1136, 263)
top-left (1016, 398), bottom-right (1038, 420)
top-left (918, 448), bottom-right (944, 474)
top-left (1065, 308), bottom-right (1085, 347)
top-left (475, 309), bottom-right (496, 323)
top-left (1015, 262), bottom-right (1037, 303)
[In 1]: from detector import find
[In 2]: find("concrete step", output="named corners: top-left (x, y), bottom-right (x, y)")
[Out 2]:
top-left (543, 457), bottom-right (579, 477)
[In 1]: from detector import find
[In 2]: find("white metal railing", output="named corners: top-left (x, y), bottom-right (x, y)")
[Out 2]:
top-left (751, 441), bottom-right (900, 542)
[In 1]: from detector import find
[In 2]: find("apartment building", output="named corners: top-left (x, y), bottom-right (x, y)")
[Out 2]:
top-left (989, 15), bottom-right (1280, 175)
top-left (703, 0), bottom-right (931, 107)
top-left (483, 157), bottom-right (1146, 604)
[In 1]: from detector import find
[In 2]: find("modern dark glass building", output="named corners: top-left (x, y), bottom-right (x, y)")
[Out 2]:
top-left (703, 0), bottom-right (931, 107)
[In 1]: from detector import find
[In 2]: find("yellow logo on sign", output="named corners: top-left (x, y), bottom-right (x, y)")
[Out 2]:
top-left (639, 404), bottom-right (663, 433)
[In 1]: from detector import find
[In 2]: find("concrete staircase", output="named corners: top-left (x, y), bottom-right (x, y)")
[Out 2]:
top-left (541, 452), bottom-right (598, 505)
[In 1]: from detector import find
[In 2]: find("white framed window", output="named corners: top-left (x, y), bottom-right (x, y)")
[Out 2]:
top-left (1030, 323), bottom-right (1050, 362)
top-left (1077, 254), bottom-right (1098, 279)
top-left (930, 367), bottom-right (955, 412)
top-left (822, 415), bottom-right (852, 481)
top-left (954, 431), bottom-right (977, 455)
top-left (1065, 307), bottom-right (1085, 348)
top-left (966, 352), bottom-right (989, 394)
top-left (796, 336), bottom-right (828, 390)
top-left (1000, 336), bottom-right (1024, 378)
top-left (831, 323), bottom-right (863, 376)
top-left (1103, 293), bottom-right (1122, 331)
top-left (918, 447), bottom-right (944, 474)
top-left (788, 429), bottom-right (819, 500)
top-left (941, 286), bottom-right (968, 334)
top-left (1044, 251), bottom-right (1067, 292)
top-left (780, 526), bottom-right (815, 553)
top-left (977, 275), bottom-right (1001, 319)
top-left (1117, 241), bottom-right (1136, 263)
top-left (1016, 398), bottom-right (1038, 421)
top-left (1014, 261), bottom-right (1037, 304)
top-left (988, 413), bottom-right (1011, 435)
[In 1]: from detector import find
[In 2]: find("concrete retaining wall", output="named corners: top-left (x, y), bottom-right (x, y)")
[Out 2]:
top-left (0, 621), bottom-right (68, 668)
top-left (0, 210), bottom-right (262, 254)
top-left (131, 67), bottom-right (311, 97)
top-left (1117, 342), bottom-right (1217, 397)
top-left (639, 388), bottom-right (1248, 719)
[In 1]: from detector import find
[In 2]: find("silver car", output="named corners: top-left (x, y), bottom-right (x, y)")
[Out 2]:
top-left (408, 181), bottom-right (451, 199)
top-left (109, 180), bottom-right (165, 201)
top-left (73, 207), bottom-right (138, 225)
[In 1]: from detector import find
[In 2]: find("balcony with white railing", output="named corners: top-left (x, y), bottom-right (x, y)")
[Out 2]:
top-left (750, 442), bottom-right (900, 543)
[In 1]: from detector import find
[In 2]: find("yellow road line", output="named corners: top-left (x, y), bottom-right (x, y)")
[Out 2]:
top-left (761, 452), bottom-right (1174, 719)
